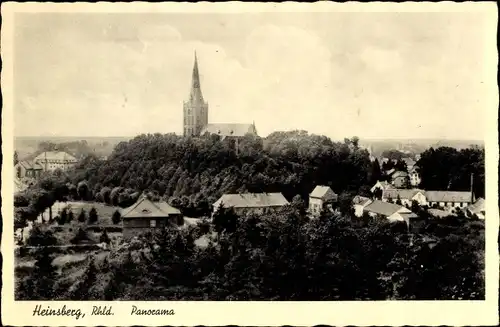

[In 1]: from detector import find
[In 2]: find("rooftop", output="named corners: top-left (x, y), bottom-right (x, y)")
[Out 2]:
top-left (201, 123), bottom-right (258, 138)
top-left (213, 192), bottom-right (289, 208)
top-left (121, 195), bottom-right (181, 219)
top-left (364, 200), bottom-right (407, 217)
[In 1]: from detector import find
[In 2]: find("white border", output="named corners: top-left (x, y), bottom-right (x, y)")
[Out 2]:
top-left (1, 2), bottom-right (499, 326)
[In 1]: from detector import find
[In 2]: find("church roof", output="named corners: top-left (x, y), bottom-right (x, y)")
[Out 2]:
top-left (201, 123), bottom-right (258, 138)
top-left (188, 51), bottom-right (205, 104)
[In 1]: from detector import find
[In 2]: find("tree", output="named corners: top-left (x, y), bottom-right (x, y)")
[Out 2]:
top-left (88, 207), bottom-right (98, 224)
top-left (71, 227), bottom-right (92, 244)
top-left (395, 195), bottom-right (402, 205)
top-left (14, 150), bottom-right (19, 166)
top-left (26, 225), bottom-right (57, 247)
top-left (17, 248), bottom-right (57, 300)
top-left (67, 209), bottom-right (74, 222)
top-left (58, 208), bottom-right (68, 225)
top-left (112, 210), bottom-right (122, 224)
top-left (212, 204), bottom-right (238, 236)
top-left (70, 258), bottom-right (98, 300)
top-left (370, 159), bottom-right (382, 184)
top-left (78, 209), bottom-right (86, 222)
top-left (77, 181), bottom-right (90, 200)
top-left (100, 229), bottom-right (111, 244)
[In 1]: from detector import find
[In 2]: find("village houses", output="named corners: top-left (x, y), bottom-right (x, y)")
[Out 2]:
top-left (212, 192), bottom-right (289, 216)
top-left (121, 195), bottom-right (183, 240)
top-left (308, 185), bottom-right (338, 217)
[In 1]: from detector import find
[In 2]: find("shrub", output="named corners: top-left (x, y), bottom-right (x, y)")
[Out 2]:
top-left (112, 210), bottom-right (122, 224)
top-left (78, 209), bottom-right (86, 222)
top-left (88, 207), bottom-right (98, 224)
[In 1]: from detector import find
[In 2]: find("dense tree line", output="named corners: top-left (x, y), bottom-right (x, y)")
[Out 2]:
top-left (16, 205), bottom-right (484, 301)
top-left (417, 146), bottom-right (485, 198)
top-left (58, 131), bottom-right (372, 216)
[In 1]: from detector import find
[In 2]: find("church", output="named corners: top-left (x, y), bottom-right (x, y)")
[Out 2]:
top-left (183, 52), bottom-right (258, 139)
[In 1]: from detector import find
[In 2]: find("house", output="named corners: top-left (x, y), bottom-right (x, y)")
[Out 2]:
top-left (402, 158), bottom-right (416, 171)
top-left (408, 166), bottom-right (421, 187)
top-left (15, 160), bottom-right (44, 180)
top-left (425, 191), bottom-right (474, 210)
top-left (370, 180), bottom-right (394, 194)
top-left (362, 200), bottom-right (417, 225)
top-left (465, 197), bottom-right (485, 219)
top-left (382, 189), bottom-right (427, 206)
top-left (308, 185), bottom-right (338, 217)
top-left (352, 195), bottom-right (373, 217)
top-left (212, 192), bottom-right (289, 216)
top-left (33, 151), bottom-right (78, 172)
top-left (391, 171), bottom-right (409, 188)
top-left (428, 208), bottom-right (455, 219)
top-left (121, 195), bottom-right (183, 240)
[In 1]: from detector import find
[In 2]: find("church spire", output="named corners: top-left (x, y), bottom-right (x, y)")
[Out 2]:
top-left (189, 50), bottom-right (204, 103)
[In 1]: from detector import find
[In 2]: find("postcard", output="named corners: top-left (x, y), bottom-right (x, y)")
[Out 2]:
top-left (1, 2), bottom-right (499, 326)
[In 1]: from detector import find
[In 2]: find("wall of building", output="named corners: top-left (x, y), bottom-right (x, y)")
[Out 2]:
top-left (309, 197), bottom-right (323, 216)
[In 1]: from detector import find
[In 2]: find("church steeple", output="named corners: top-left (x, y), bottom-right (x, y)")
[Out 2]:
top-left (190, 51), bottom-right (204, 102)
top-left (184, 51), bottom-right (209, 137)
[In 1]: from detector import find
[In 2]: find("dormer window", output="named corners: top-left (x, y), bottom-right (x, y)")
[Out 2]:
top-left (142, 208), bottom-right (151, 214)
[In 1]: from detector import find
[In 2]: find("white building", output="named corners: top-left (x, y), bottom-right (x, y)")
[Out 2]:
top-left (212, 192), bottom-right (289, 216)
top-left (308, 185), bottom-right (338, 217)
top-left (34, 151), bottom-right (78, 172)
top-left (362, 200), bottom-right (419, 225)
top-left (352, 195), bottom-right (372, 217)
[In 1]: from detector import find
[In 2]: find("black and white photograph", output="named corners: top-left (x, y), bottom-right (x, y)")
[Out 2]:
top-left (1, 1), bottom-right (498, 326)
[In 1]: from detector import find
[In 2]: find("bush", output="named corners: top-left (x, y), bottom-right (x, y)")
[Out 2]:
top-left (71, 228), bottom-right (93, 245)
top-left (112, 210), bottom-right (121, 224)
top-left (26, 225), bottom-right (58, 247)
top-left (100, 230), bottom-right (111, 244)
top-left (88, 207), bottom-right (98, 224)
top-left (78, 209), bottom-right (86, 222)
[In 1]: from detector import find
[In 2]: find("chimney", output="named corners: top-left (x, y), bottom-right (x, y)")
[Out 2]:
top-left (470, 173), bottom-right (475, 203)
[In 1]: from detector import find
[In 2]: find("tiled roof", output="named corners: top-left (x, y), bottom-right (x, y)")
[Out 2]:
top-left (383, 188), bottom-right (424, 200)
top-left (363, 200), bottom-right (406, 217)
top-left (428, 208), bottom-right (454, 218)
top-left (399, 212), bottom-right (419, 220)
top-left (34, 151), bottom-right (77, 162)
top-left (310, 185), bottom-right (337, 200)
top-left (17, 160), bottom-right (44, 170)
top-left (122, 195), bottom-right (181, 219)
top-left (213, 192), bottom-right (289, 209)
top-left (392, 171), bottom-right (409, 179)
top-left (352, 195), bottom-right (372, 206)
top-left (467, 198), bottom-right (485, 214)
top-left (201, 123), bottom-right (258, 138)
top-left (425, 191), bottom-right (473, 203)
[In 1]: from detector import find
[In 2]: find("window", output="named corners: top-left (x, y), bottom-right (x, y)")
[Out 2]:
top-left (150, 219), bottom-right (156, 227)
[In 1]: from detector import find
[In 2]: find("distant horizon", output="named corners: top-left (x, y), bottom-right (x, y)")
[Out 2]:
top-left (14, 133), bottom-right (485, 144)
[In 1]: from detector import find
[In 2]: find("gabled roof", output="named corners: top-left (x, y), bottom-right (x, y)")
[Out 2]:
top-left (364, 200), bottom-right (407, 217)
top-left (371, 180), bottom-right (394, 192)
top-left (310, 185), bottom-right (337, 200)
top-left (467, 197), bottom-right (485, 214)
top-left (385, 168), bottom-right (396, 176)
top-left (399, 212), bottom-right (419, 220)
top-left (428, 208), bottom-right (454, 218)
top-left (34, 151), bottom-right (77, 162)
top-left (383, 188), bottom-right (424, 200)
top-left (402, 158), bottom-right (416, 167)
top-left (17, 160), bottom-right (44, 170)
top-left (352, 195), bottom-right (372, 206)
top-left (425, 191), bottom-right (473, 203)
top-left (392, 171), bottom-right (409, 179)
top-left (201, 123), bottom-right (258, 138)
top-left (121, 195), bottom-right (181, 219)
top-left (213, 192), bottom-right (289, 209)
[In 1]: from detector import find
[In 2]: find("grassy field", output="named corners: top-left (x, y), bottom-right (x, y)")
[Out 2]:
top-left (42, 201), bottom-right (121, 226)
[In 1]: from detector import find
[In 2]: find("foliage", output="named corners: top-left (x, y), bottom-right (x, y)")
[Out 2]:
top-left (88, 207), bottom-right (99, 224)
top-left (78, 209), bottom-right (86, 222)
top-left (417, 146), bottom-right (485, 198)
top-left (100, 230), bottom-right (111, 244)
top-left (112, 210), bottom-right (122, 224)
top-left (26, 225), bottom-right (58, 247)
top-left (61, 132), bottom-right (371, 216)
top-left (16, 249), bottom-right (57, 300)
top-left (71, 228), bottom-right (92, 244)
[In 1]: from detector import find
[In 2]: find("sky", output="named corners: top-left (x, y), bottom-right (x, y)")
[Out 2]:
top-left (13, 10), bottom-right (495, 140)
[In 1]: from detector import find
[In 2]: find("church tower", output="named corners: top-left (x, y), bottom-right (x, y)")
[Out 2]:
top-left (183, 51), bottom-right (209, 136)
